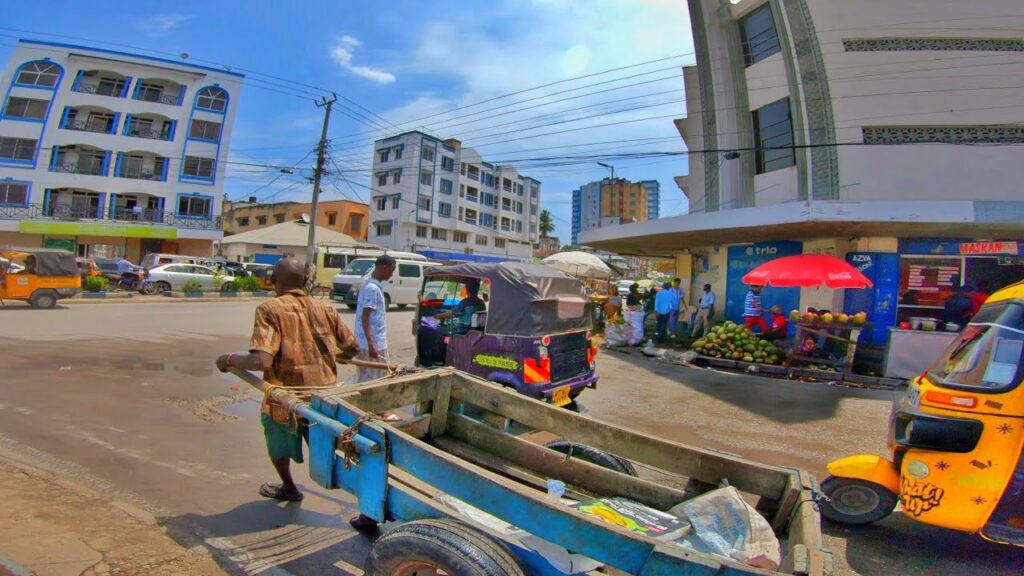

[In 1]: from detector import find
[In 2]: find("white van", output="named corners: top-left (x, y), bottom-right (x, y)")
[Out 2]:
top-left (332, 257), bottom-right (438, 309)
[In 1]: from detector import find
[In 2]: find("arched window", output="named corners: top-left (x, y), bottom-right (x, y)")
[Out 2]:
top-left (16, 61), bottom-right (62, 88)
top-left (195, 86), bottom-right (228, 112)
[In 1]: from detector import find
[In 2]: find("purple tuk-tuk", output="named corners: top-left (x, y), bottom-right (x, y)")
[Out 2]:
top-left (414, 262), bottom-right (599, 406)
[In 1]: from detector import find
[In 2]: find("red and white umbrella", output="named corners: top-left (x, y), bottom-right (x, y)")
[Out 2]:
top-left (742, 254), bottom-right (873, 289)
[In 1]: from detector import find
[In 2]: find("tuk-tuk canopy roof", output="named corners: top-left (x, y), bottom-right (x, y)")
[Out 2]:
top-left (425, 262), bottom-right (592, 336)
top-left (0, 247), bottom-right (79, 277)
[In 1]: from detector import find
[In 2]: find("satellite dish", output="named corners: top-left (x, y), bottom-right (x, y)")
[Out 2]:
top-left (180, 52), bottom-right (190, 61)
top-left (300, 213), bottom-right (311, 223)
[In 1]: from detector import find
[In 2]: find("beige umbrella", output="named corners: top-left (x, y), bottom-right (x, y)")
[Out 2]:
top-left (541, 251), bottom-right (618, 280)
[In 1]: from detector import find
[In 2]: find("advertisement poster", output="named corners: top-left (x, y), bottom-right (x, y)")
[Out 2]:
top-left (725, 241), bottom-right (802, 323)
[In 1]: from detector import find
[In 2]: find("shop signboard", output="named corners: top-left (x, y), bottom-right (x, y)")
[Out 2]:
top-left (42, 238), bottom-right (75, 253)
top-left (725, 241), bottom-right (802, 324)
top-left (844, 252), bottom-right (899, 345)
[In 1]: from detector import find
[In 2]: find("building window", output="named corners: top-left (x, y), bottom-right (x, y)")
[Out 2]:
top-left (476, 235), bottom-right (488, 247)
top-left (348, 213), bottom-right (363, 233)
top-left (466, 187), bottom-right (478, 202)
top-left (501, 217), bottom-right (511, 232)
top-left (441, 156), bottom-right (454, 171)
top-left (753, 98), bottom-right (795, 174)
top-left (377, 172), bottom-right (388, 186)
top-left (257, 215), bottom-right (267, 225)
top-left (135, 82), bottom-right (166, 103)
top-left (392, 170), bottom-right (401, 184)
top-left (467, 165), bottom-right (480, 180)
top-left (3, 97), bottom-right (48, 120)
top-left (275, 214), bottom-right (285, 224)
top-left (196, 86), bottom-right (228, 112)
top-left (530, 184), bottom-right (539, 198)
top-left (416, 225), bottom-right (428, 238)
top-left (422, 146), bottom-right (435, 161)
top-left (183, 156), bottom-right (216, 179)
top-left (376, 221), bottom-right (392, 236)
top-left (236, 217), bottom-right (249, 227)
top-left (418, 196), bottom-right (431, 211)
top-left (459, 184), bottom-right (465, 198)
top-left (740, 3), bottom-right (781, 66)
top-left (391, 196), bottom-right (400, 209)
top-left (378, 148), bottom-right (390, 163)
top-left (420, 170), bottom-right (433, 186)
top-left (503, 178), bottom-right (512, 192)
top-left (464, 208), bottom-right (477, 225)
top-left (460, 162), bottom-right (467, 176)
top-left (0, 137), bottom-right (37, 161)
top-left (516, 183), bottom-right (523, 196)
top-left (189, 119), bottom-right (222, 141)
top-left (495, 238), bottom-right (506, 249)
top-left (0, 182), bottom-right (29, 205)
top-left (327, 212), bottom-right (337, 226)
top-left (440, 178), bottom-right (453, 195)
top-left (393, 145), bottom-right (403, 160)
top-left (431, 228), bottom-right (447, 240)
top-left (438, 202), bottom-right (452, 218)
top-left (375, 197), bottom-right (387, 211)
top-left (178, 195), bottom-right (211, 218)
top-left (453, 231), bottom-right (468, 243)
top-left (15, 61), bottom-right (60, 87)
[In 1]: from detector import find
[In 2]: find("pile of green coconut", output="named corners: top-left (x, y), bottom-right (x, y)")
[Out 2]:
top-left (692, 321), bottom-right (783, 364)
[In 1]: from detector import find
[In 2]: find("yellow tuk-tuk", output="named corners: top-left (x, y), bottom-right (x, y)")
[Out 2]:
top-left (0, 247), bottom-right (81, 309)
top-left (821, 279), bottom-right (1024, 545)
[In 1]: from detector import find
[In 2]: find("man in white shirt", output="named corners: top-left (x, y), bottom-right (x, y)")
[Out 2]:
top-left (354, 255), bottom-right (396, 383)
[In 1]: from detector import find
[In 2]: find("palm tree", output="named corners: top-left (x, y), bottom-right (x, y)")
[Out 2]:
top-left (539, 209), bottom-right (555, 238)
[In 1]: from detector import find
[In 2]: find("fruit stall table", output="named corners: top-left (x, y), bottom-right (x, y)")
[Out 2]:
top-left (785, 320), bottom-right (867, 374)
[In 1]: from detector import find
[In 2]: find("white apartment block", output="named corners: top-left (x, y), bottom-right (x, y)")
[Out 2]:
top-left (0, 39), bottom-right (244, 259)
top-left (368, 131), bottom-right (540, 263)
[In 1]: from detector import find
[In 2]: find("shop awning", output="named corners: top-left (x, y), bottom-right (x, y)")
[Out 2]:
top-left (579, 200), bottom-right (1024, 257)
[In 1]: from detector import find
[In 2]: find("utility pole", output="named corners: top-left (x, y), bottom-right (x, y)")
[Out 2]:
top-left (306, 93), bottom-right (338, 283)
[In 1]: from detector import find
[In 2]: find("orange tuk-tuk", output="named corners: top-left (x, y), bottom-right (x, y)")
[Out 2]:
top-left (0, 247), bottom-right (81, 308)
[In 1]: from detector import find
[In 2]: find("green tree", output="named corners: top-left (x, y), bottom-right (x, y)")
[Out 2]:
top-left (539, 209), bottom-right (555, 238)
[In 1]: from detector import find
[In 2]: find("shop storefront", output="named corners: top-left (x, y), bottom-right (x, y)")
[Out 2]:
top-left (895, 239), bottom-right (1024, 325)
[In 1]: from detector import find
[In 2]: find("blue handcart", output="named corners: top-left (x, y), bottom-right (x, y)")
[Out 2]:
top-left (232, 367), bottom-right (832, 576)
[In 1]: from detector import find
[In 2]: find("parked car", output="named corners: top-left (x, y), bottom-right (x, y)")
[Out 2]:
top-left (93, 259), bottom-right (123, 283)
top-left (145, 263), bottom-right (237, 294)
top-left (332, 257), bottom-right (440, 309)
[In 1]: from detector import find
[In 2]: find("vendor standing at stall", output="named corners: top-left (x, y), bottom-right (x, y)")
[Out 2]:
top-left (743, 285), bottom-right (769, 333)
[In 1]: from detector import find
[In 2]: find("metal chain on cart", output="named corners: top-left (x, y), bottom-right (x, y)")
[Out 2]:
top-left (338, 413), bottom-right (379, 470)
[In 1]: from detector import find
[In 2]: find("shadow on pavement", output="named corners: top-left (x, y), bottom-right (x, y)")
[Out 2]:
top-left (162, 497), bottom-right (376, 575)
top-left (599, 347), bottom-right (898, 424)
top-left (825, 512), bottom-right (1024, 576)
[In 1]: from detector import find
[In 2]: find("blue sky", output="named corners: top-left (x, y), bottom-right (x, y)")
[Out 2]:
top-left (1, 0), bottom-right (695, 241)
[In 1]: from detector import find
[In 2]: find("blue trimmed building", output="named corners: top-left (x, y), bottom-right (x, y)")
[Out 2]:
top-left (0, 39), bottom-right (244, 259)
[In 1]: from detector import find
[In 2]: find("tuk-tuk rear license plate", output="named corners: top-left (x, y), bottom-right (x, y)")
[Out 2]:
top-left (551, 386), bottom-right (571, 407)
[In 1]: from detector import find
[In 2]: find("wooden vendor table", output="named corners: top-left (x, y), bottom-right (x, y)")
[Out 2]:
top-left (786, 321), bottom-right (866, 373)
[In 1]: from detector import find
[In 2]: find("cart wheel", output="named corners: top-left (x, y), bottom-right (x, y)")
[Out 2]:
top-left (29, 290), bottom-right (57, 309)
top-left (543, 440), bottom-right (637, 477)
top-left (819, 476), bottom-right (898, 525)
top-left (365, 519), bottom-right (526, 576)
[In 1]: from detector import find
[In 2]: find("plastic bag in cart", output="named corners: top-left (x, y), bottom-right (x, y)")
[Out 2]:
top-left (668, 486), bottom-right (781, 570)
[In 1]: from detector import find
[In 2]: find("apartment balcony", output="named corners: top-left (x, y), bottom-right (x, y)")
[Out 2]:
top-left (48, 145), bottom-right (111, 177)
top-left (114, 152), bottom-right (169, 182)
top-left (0, 202), bottom-right (222, 231)
top-left (71, 70), bottom-right (130, 99)
top-left (131, 78), bottom-right (185, 106)
top-left (123, 113), bottom-right (176, 142)
top-left (59, 105), bottom-right (119, 135)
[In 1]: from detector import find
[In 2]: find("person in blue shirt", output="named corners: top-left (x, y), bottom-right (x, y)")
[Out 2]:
top-left (667, 277), bottom-right (683, 338)
top-left (438, 279), bottom-right (487, 333)
top-left (654, 282), bottom-right (675, 341)
top-left (691, 284), bottom-right (716, 338)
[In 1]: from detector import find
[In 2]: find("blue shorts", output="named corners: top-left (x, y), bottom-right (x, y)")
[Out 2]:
top-left (261, 413), bottom-right (308, 463)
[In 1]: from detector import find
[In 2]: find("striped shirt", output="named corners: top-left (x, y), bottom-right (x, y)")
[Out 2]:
top-left (743, 290), bottom-right (761, 317)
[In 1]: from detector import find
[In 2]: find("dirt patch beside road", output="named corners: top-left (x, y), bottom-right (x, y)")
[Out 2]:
top-left (0, 457), bottom-right (226, 576)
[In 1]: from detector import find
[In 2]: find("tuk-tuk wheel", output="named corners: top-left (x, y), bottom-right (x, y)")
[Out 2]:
top-left (29, 290), bottom-right (57, 309)
top-left (819, 476), bottom-right (898, 525)
top-left (364, 519), bottom-right (526, 576)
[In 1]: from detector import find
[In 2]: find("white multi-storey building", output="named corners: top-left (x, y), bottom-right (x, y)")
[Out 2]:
top-left (581, 1), bottom-right (1024, 342)
top-left (368, 131), bottom-right (540, 262)
top-left (0, 39), bottom-right (243, 259)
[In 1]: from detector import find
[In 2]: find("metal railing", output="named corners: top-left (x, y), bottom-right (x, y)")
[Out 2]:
top-left (63, 119), bottom-right (111, 134)
top-left (133, 92), bottom-right (180, 105)
top-left (52, 162), bottom-right (106, 176)
top-left (116, 168), bottom-right (166, 182)
top-left (125, 127), bottom-right (172, 141)
top-left (73, 83), bottom-right (123, 97)
top-left (0, 203), bottom-right (221, 230)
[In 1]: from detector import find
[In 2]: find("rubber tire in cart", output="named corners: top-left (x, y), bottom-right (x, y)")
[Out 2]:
top-left (543, 440), bottom-right (638, 476)
top-left (365, 519), bottom-right (526, 576)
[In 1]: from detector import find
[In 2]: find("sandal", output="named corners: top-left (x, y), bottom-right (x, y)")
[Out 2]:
top-left (349, 513), bottom-right (380, 535)
top-left (258, 482), bottom-right (304, 502)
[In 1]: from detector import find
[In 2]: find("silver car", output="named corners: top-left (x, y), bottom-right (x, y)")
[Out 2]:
top-left (144, 263), bottom-right (237, 294)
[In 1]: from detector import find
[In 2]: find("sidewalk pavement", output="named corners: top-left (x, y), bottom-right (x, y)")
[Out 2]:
top-left (0, 456), bottom-right (226, 576)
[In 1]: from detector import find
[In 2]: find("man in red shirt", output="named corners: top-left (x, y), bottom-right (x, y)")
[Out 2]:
top-left (971, 280), bottom-right (990, 317)
top-left (764, 305), bottom-right (788, 341)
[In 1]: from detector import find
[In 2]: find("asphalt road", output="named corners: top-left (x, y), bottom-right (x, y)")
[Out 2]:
top-left (1, 300), bottom-right (1021, 575)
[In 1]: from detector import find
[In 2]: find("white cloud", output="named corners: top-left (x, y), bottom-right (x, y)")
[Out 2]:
top-left (136, 14), bottom-right (189, 38)
top-left (331, 36), bottom-right (396, 85)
